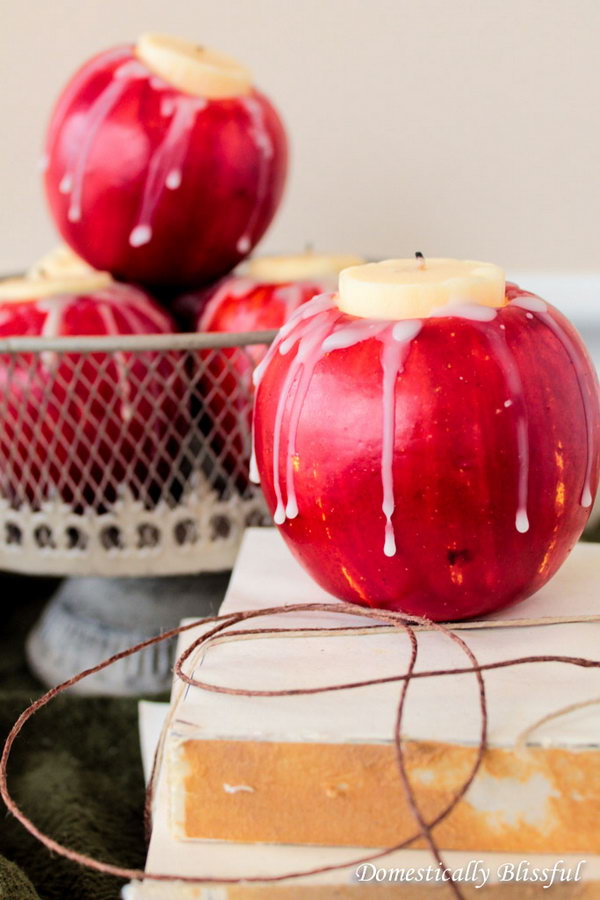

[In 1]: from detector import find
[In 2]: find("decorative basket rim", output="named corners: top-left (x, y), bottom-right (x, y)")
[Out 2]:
top-left (0, 328), bottom-right (278, 354)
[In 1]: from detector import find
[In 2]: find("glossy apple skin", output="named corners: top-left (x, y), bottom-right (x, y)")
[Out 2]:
top-left (44, 46), bottom-right (288, 289)
top-left (254, 285), bottom-right (600, 620)
top-left (196, 276), bottom-right (330, 490)
top-left (197, 276), bottom-right (330, 344)
top-left (0, 284), bottom-right (185, 508)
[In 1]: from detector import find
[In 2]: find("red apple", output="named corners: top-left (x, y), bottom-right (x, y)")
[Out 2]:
top-left (43, 35), bottom-right (288, 289)
top-left (193, 276), bottom-right (326, 491)
top-left (198, 276), bottom-right (330, 341)
top-left (193, 253), bottom-right (364, 489)
top-left (253, 284), bottom-right (600, 620)
top-left (0, 273), bottom-right (185, 508)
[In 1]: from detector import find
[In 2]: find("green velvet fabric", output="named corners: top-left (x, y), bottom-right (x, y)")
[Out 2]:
top-left (0, 575), bottom-right (147, 900)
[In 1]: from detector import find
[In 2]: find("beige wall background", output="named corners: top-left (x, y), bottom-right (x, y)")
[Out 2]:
top-left (0, 0), bottom-right (599, 277)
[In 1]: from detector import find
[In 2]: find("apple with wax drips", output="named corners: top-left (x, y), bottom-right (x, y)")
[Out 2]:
top-left (253, 258), bottom-right (600, 620)
top-left (194, 252), bottom-right (364, 490)
top-left (0, 271), bottom-right (185, 508)
top-left (44, 34), bottom-right (288, 289)
top-left (196, 251), bottom-right (365, 334)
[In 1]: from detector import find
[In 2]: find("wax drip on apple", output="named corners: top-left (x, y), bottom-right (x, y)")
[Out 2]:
top-left (38, 295), bottom-right (72, 341)
top-left (248, 443), bottom-right (260, 486)
top-left (96, 304), bottom-right (134, 420)
top-left (1, 279), bottom-right (169, 422)
top-left (54, 56), bottom-right (208, 246)
top-left (236, 97), bottom-right (274, 255)
top-left (272, 314), bottom-right (336, 521)
top-left (97, 287), bottom-right (172, 426)
top-left (62, 59), bottom-right (148, 225)
top-left (430, 302), bottom-right (498, 322)
top-left (254, 294), bottom-right (423, 553)
top-left (200, 277), bottom-right (261, 326)
top-left (129, 96), bottom-right (208, 248)
top-left (427, 299), bottom-right (531, 532)
top-left (250, 294), bottom-right (336, 488)
top-left (254, 281), bottom-right (596, 559)
top-left (480, 319), bottom-right (530, 533)
top-left (379, 320), bottom-right (423, 555)
top-left (307, 311), bottom-right (410, 552)
top-left (59, 173), bottom-right (73, 194)
top-left (275, 283), bottom-right (312, 316)
top-left (510, 293), bottom-right (595, 508)
top-left (37, 295), bottom-right (74, 371)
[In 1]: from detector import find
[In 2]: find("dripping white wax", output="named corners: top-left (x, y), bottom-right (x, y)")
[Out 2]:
top-left (511, 294), bottom-right (595, 509)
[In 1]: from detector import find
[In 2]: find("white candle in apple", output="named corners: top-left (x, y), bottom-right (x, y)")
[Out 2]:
top-left (0, 272), bottom-right (113, 302)
top-left (28, 244), bottom-right (107, 282)
top-left (136, 33), bottom-right (252, 99)
top-left (338, 257), bottom-right (506, 320)
top-left (247, 251), bottom-right (365, 285)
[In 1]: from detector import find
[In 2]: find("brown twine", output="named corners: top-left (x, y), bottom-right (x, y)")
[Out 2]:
top-left (516, 695), bottom-right (600, 751)
top-left (0, 599), bottom-right (599, 900)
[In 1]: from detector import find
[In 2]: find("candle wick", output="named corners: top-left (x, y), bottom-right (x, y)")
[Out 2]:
top-left (304, 242), bottom-right (314, 255)
top-left (415, 251), bottom-right (426, 271)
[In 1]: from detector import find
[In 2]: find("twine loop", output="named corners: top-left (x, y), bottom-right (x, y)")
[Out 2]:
top-left (1, 601), bottom-right (599, 900)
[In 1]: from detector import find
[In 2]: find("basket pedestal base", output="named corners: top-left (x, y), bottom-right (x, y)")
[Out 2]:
top-left (25, 573), bottom-right (229, 696)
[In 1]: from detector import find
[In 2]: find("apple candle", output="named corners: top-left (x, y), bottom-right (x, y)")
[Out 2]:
top-left (0, 273), bottom-right (184, 508)
top-left (247, 251), bottom-right (365, 285)
top-left (338, 257), bottom-right (506, 319)
top-left (252, 260), bottom-right (599, 620)
top-left (43, 34), bottom-right (287, 287)
top-left (193, 252), bottom-right (364, 491)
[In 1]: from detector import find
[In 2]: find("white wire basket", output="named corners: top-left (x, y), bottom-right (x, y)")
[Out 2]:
top-left (0, 329), bottom-right (276, 576)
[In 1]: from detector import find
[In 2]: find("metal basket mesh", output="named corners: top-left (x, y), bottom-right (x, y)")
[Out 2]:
top-left (0, 331), bottom-right (274, 575)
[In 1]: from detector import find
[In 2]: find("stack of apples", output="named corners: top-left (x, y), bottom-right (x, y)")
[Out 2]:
top-left (2, 33), bottom-right (597, 623)
top-left (0, 33), bottom-right (348, 507)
